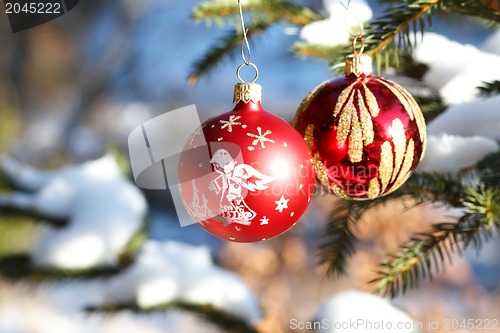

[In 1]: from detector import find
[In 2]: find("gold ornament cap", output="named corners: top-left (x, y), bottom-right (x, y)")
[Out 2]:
top-left (233, 82), bottom-right (262, 104)
top-left (345, 35), bottom-right (372, 76)
top-left (345, 53), bottom-right (373, 76)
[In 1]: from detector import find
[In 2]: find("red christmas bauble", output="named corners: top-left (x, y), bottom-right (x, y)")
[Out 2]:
top-left (179, 82), bottom-right (315, 242)
top-left (294, 54), bottom-right (426, 200)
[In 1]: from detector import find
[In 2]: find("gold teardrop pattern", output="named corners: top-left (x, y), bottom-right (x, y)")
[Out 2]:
top-left (333, 81), bottom-right (357, 117)
top-left (357, 90), bottom-right (374, 145)
top-left (362, 83), bottom-right (380, 117)
top-left (390, 138), bottom-right (415, 194)
top-left (336, 96), bottom-right (353, 149)
top-left (389, 118), bottom-right (407, 183)
top-left (334, 78), bottom-right (380, 163)
top-left (379, 141), bottom-right (393, 193)
top-left (314, 152), bottom-right (331, 189)
top-left (368, 118), bottom-right (416, 198)
top-left (304, 124), bottom-right (314, 150)
top-left (348, 106), bottom-right (363, 163)
top-left (367, 178), bottom-right (381, 199)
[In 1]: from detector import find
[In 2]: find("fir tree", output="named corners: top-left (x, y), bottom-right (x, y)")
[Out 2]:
top-left (189, 0), bottom-right (500, 298)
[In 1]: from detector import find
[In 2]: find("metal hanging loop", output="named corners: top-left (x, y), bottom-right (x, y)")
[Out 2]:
top-left (352, 34), bottom-right (365, 55)
top-left (236, 63), bottom-right (259, 83)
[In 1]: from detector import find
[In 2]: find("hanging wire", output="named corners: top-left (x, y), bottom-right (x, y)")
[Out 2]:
top-left (238, 0), bottom-right (251, 65)
top-left (340, 0), bottom-right (364, 38)
top-left (236, 0), bottom-right (259, 83)
top-left (330, 0), bottom-right (366, 71)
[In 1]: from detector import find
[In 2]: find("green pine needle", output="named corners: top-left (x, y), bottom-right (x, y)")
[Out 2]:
top-left (478, 80), bottom-right (500, 97)
top-left (190, 0), bottom-right (499, 81)
top-left (371, 185), bottom-right (500, 298)
top-left (192, 0), bottom-right (321, 26)
top-left (188, 21), bottom-right (272, 84)
top-left (318, 198), bottom-right (399, 277)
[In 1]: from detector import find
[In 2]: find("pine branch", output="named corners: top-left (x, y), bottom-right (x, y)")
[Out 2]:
top-left (0, 206), bottom-right (67, 227)
top-left (86, 302), bottom-right (258, 333)
top-left (188, 21), bottom-right (271, 84)
top-left (443, 0), bottom-right (500, 24)
top-left (289, 1), bottom-right (440, 70)
top-left (366, 0), bottom-right (440, 64)
top-left (478, 80), bottom-right (500, 97)
top-left (0, 254), bottom-right (125, 280)
top-left (477, 151), bottom-right (500, 188)
top-left (370, 0), bottom-right (499, 59)
top-left (317, 171), bottom-right (467, 278)
top-left (318, 201), bottom-right (360, 277)
top-left (189, 0), bottom-right (321, 83)
top-left (398, 172), bottom-right (465, 206)
top-left (0, 207), bottom-right (146, 279)
top-left (0, 222), bottom-right (146, 280)
top-left (418, 99), bottom-right (447, 122)
top-left (191, 0), bottom-right (499, 81)
top-left (319, 199), bottom-right (389, 277)
top-left (192, 0), bottom-right (321, 26)
top-left (371, 185), bottom-right (500, 298)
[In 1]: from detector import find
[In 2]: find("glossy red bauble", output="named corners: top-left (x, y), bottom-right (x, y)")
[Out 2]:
top-left (178, 83), bottom-right (315, 242)
top-left (294, 56), bottom-right (426, 200)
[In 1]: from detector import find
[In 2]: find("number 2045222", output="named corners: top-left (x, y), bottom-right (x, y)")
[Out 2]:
top-left (5, 2), bottom-right (62, 14)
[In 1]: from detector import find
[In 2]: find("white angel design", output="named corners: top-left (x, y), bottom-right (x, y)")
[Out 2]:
top-left (208, 149), bottom-right (275, 226)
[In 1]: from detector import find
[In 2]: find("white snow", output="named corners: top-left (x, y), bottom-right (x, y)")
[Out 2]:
top-left (104, 240), bottom-right (263, 323)
top-left (0, 240), bottom-right (262, 332)
top-left (0, 155), bottom-right (147, 269)
top-left (416, 134), bottom-right (499, 174)
top-left (0, 155), bottom-right (262, 325)
top-left (413, 32), bottom-right (500, 105)
top-left (0, 282), bottom-right (220, 333)
top-left (415, 94), bottom-right (500, 175)
top-left (427, 95), bottom-right (500, 140)
top-left (316, 290), bottom-right (421, 333)
top-left (300, 0), bottom-right (373, 47)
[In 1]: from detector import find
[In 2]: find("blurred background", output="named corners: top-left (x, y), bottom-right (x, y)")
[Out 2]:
top-left (0, 0), bottom-right (499, 332)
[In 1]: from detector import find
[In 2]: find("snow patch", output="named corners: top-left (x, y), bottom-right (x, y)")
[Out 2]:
top-left (416, 134), bottom-right (499, 174)
top-left (427, 95), bottom-right (500, 140)
top-left (0, 241), bottom-right (262, 331)
top-left (104, 240), bottom-right (263, 323)
top-left (414, 33), bottom-right (500, 105)
top-left (0, 284), bottom-right (220, 333)
top-left (0, 155), bottom-right (147, 269)
top-left (316, 290), bottom-right (420, 333)
top-left (300, 0), bottom-right (373, 47)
